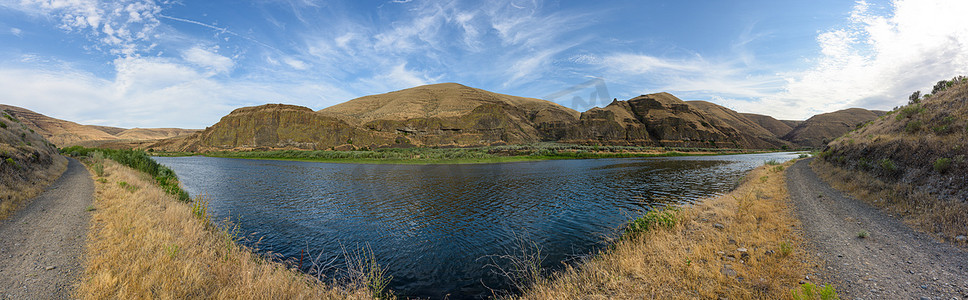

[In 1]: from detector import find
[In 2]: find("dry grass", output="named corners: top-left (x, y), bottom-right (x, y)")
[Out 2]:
top-left (0, 155), bottom-right (67, 220)
top-left (77, 160), bottom-right (375, 299)
top-left (811, 159), bottom-right (968, 247)
top-left (517, 161), bottom-right (813, 299)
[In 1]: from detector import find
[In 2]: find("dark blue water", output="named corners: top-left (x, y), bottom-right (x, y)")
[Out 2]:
top-left (154, 152), bottom-right (798, 299)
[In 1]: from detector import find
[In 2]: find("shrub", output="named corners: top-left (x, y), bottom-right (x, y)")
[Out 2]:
top-left (904, 120), bottom-right (922, 133)
top-left (2, 113), bottom-right (16, 122)
top-left (857, 230), bottom-right (869, 238)
top-left (934, 158), bottom-right (951, 173)
top-left (625, 207), bottom-right (679, 236)
top-left (62, 146), bottom-right (191, 202)
top-left (4, 157), bottom-right (18, 169)
top-left (908, 90), bottom-right (921, 105)
top-left (0, 120), bottom-right (6, 129)
top-left (878, 159), bottom-right (897, 173)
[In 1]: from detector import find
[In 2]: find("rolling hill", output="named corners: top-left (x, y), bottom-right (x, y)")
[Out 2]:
top-left (0, 105), bottom-right (198, 148)
top-left (0, 106), bottom-right (66, 218)
top-left (149, 83), bottom-right (889, 151)
top-left (781, 108), bottom-right (886, 148)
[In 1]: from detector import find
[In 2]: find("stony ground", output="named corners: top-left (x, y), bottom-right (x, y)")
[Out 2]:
top-left (0, 158), bottom-right (92, 299)
top-left (787, 158), bottom-right (968, 300)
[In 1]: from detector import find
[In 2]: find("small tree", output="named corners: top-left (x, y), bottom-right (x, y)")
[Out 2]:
top-left (932, 80), bottom-right (949, 94)
top-left (908, 91), bottom-right (921, 105)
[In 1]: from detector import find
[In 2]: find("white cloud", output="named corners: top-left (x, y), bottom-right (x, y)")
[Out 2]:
top-left (10, 27), bottom-right (23, 37)
top-left (592, 0), bottom-right (968, 120)
top-left (0, 58), bottom-right (350, 128)
top-left (182, 46), bottom-right (234, 75)
top-left (8, 0), bottom-right (163, 56)
top-left (283, 57), bottom-right (309, 70)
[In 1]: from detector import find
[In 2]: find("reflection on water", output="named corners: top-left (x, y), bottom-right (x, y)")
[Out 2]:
top-left (154, 152), bottom-right (798, 299)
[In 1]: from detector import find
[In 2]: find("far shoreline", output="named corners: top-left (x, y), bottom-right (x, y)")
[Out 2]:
top-left (149, 145), bottom-right (793, 165)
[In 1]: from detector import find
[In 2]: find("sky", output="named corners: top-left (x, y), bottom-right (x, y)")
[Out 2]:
top-left (1, 0), bottom-right (967, 129)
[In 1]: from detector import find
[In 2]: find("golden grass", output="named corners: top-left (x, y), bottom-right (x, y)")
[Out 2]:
top-left (517, 161), bottom-right (813, 299)
top-left (77, 159), bottom-right (374, 299)
top-left (811, 159), bottom-right (968, 247)
top-left (0, 155), bottom-right (67, 220)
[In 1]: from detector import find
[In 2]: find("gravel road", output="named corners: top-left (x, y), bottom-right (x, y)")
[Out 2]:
top-left (787, 158), bottom-right (968, 299)
top-left (0, 158), bottom-right (92, 299)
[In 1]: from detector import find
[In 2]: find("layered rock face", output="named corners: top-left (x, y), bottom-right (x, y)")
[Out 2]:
top-left (562, 93), bottom-right (789, 148)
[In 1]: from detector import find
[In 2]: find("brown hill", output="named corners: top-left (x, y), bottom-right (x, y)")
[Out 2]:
top-left (823, 77), bottom-right (968, 201)
top-left (321, 82), bottom-right (580, 143)
top-left (0, 106), bottom-right (66, 218)
top-left (0, 105), bottom-right (198, 147)
top-left (686, 101), bottom-right (793, 149)
top-left (159, 104), bottom-right (395, 151)
top-left (740, 113), bottom-right (795, 137)
top-left (781, 108), bottom-right (886, 148)
top-left (780, 120), bottom-right (804, 129)
top-left (160, 84), bottom-right (582, 151)
top-left (561, 93), bottom-right (784, 148)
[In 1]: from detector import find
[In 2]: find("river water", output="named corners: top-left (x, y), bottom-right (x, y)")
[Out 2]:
top-left (154, 152), bottom-right (798, 298)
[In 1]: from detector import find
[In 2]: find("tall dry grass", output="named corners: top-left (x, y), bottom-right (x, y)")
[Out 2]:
top-left (811, 159), bottom-right (968, 247)
top-left (0, 153), bottom-right (67, 220)
top-left (518, 161), bottom-right (813, 299)
top-left (77, 159), bottom-right (375, 299)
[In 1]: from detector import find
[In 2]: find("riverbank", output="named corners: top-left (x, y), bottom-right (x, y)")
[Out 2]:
top-left (172, 144), bottom-right (766, 165)
top-left (75, 158), bottom-right (376, 299)
top-left (517, 160), bottom-right (822, 299)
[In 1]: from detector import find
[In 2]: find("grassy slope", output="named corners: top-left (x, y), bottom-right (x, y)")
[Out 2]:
top-left (77, 159), bottom-right (374, 299)
top-left (817, 76), bottom-right (968, 245)
top-left (518, 160), bottom-right (815, 299)
top-left (0, 109), bottom-right (67, 220)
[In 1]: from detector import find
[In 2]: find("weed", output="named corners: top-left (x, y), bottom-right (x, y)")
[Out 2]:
top-left (765, 160), bottom-right (780, 165)
top-left (760, 176), bottom-right (769, 183)
top-left (625, 207), bottom-right (679, 236)
top-left (779, 241), bottom-right (793, 257)
top-left (117, 181), bottom-right (138, 192)
top-left (772, 165), bottom-right (785, 172)
top-left (91, 151), bottom-right (105, 177)
top-left (857, 230), bottom-right (869, 238)
top-left (2, 113), bottom-right (15, 122)
top-left (0, 120), bottom-right (5, 129)
top-left (165, 244), bottom-right (180, 259)
top-left (86, 205), bottom-right (96, 212)
top-left (792, 282), bottom-right (839, 300)
top-left (798, 154), bottom-right (810, 159)
top-left (933, 158), bottom-right (951, 173)
top-left (96, 178), bottom-right (107, 183)
top-left (191, 197), bottom-right (210, 224)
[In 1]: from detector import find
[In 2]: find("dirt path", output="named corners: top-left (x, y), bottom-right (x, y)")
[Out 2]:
top-left (0, 158), bottom-right (92, 299)
top-left (787, 158), bottom-right (968, 299)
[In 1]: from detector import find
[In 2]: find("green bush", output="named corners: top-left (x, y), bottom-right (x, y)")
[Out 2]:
top-left (4, 157), bottom-right (18, 169)
top-left (878, 159), bottom-right (897, 173)
top-left (904, 120), bottom-right (922, 133)
top-left (0, 120), bottom-right (6, 129)
top-left (934, 158), bottom-right (951, 173)
top-left (625, 207), bottom-right (679, 236)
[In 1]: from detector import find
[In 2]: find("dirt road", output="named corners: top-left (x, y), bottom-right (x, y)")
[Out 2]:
top-left (0, 158), bottom-right (92, 299)
top-left (787, 158), bottom-right (968, 299)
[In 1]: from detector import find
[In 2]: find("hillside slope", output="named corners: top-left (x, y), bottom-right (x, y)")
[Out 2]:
top-left (687, 101), bottom-right (794, 149)
top-left (321, 82), bottom-right (580, 144)
top-left (741, 113), bottom-right (795, 137)
top-left (782, 108), bottom-right (886, 148)
top-left (822, 77), bottom-right (968, 201)
top-left (0, 105), bottom-right (197, 147)
top-left (0, 107), bottom-right (67, 219)
top-left (817, 76), bottom-right (968, 245)
top-left (561, 93), bottom-right (788, 148)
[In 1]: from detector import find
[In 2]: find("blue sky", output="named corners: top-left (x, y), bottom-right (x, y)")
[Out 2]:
top-left (1, 0), bottom-right (967, 128)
